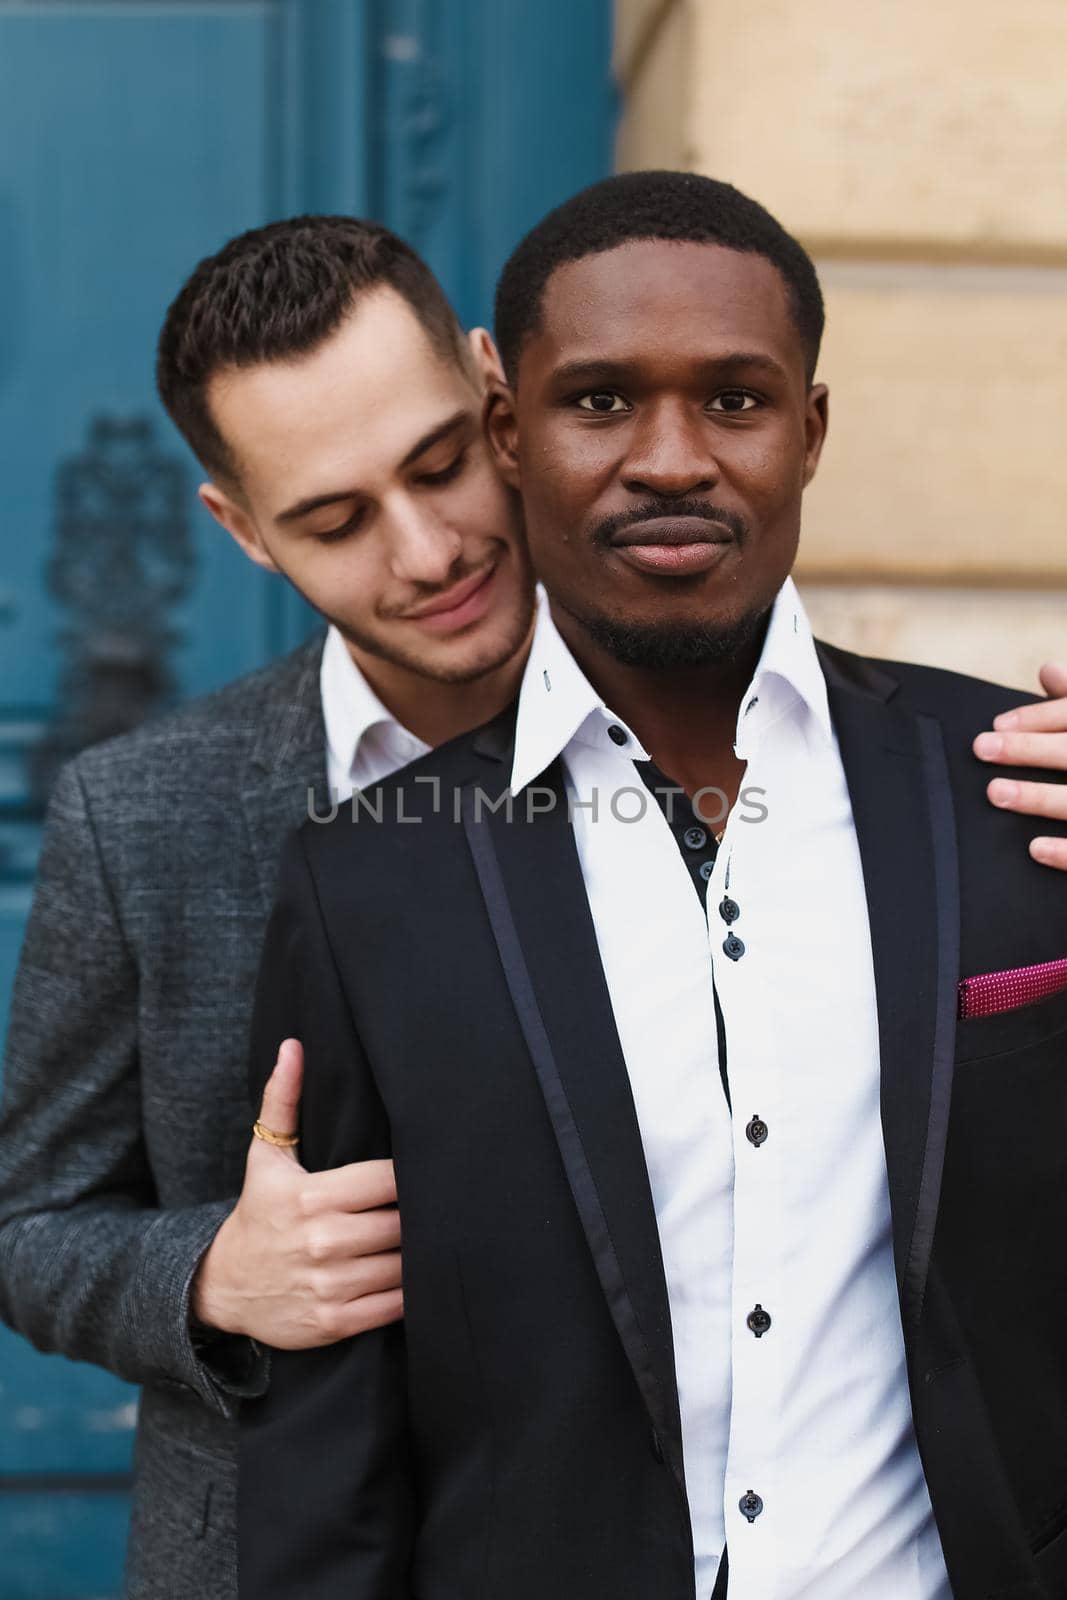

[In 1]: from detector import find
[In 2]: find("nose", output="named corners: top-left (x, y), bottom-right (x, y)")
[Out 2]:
top-left (622, 400), bottom-right (719, 498)
top-left (384, 494), bottom-right (463, 586)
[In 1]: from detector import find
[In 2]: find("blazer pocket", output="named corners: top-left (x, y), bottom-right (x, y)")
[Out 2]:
top-left (955, 979), bottom-right (1067, 1064)
top-left (958, 956), bottom-right (1067, 1019)
top-left (126, 1424), bottom-right (237, 1598)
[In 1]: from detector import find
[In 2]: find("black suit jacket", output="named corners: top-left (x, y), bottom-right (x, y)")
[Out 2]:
top-left (238, 646), bottom-right (1067, 1600)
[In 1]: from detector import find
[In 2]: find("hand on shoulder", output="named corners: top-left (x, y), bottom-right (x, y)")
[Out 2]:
top-left (974, 662), bottom-right (1067, 871)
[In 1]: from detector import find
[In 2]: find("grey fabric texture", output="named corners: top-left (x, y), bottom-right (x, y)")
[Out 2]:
top-left (0, 632), bottom-right (327, 1599)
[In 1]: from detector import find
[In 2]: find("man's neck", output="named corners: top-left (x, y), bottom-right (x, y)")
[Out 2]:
top-left (345, 626), bottom-right (535, 749)
top-left (551, 602), bottom-right (767, 807)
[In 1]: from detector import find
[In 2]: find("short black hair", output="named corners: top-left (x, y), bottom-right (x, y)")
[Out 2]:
top-left (157, 215), bottom-right (471, 482)
top-left (494, 170), bottom-right (824, 384)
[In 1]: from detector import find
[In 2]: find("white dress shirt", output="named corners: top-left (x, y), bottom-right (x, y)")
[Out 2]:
top-left (320, 624), bottom-right (431, 802)
top-left (510, 579), bottom-right (951, 1600)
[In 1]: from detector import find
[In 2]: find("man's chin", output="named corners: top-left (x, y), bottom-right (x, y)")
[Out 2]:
top-left (558, 597), bottom-right (767, 671)
top-left (335, 606), bottom-right (534, 687)
top-left (407, 638), bottom-right (523, 685)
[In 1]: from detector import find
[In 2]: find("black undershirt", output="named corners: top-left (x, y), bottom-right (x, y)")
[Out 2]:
top-left (633, 760), bottom-right (731, 1110)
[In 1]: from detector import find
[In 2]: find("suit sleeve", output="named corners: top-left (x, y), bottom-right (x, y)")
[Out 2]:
top-left (238, 827), bottom-right (414, 1600)
top-left (0, 759), bottom-right (265, 1412)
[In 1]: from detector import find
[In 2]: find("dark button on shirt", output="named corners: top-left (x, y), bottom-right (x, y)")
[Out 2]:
top-left (634, 760), bottom-right (720, 909)
top-left (746, 1115), bottom-right (769, 1147)
top-left (739, 1490), bottom-right (764, 1523)
top-left (607, 724), bottom-right (628, 746)
top-left (746, 1304), bottom-right (772, 1338)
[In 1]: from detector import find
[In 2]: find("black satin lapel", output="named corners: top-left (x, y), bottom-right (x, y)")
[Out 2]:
top-left (461, 768), bottom-right (686, 1486)
top-left (902, 716), bottom-right (960, 1333)
top-left (827, 685), bottom-right (960, 1336)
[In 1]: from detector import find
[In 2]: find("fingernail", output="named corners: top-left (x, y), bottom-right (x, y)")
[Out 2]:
top-left (1030, 838), bottom-right (1055, 863)
top-left (992, 710), bottom-right (1019, 730)
top-left (988, 779), bottom-right (1019, 806)
top-left (974, 733), bottom-right (1003, 759)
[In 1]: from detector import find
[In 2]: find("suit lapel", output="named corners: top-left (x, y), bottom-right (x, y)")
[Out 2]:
top-left (241, 634), bottom-right (331, 912)
top-left (461, 749), bottom-right (687, 1493)
top-left (818, 644), bottom-right (960, 1337)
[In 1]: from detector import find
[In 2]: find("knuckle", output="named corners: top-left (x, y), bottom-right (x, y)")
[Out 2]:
top-left (310, 1269), bottom-right (334, 1304)
top-left (305, 1227), bottom-right (331, 1264)
top-left (1035, 786), bottom-right (1066, 817)
top-left (317, 1302), bottom-right (345, 1341)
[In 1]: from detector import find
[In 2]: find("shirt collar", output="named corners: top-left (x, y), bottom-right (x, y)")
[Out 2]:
top-left (509, 597), bottom-right (648, 797)
top-left (509, 576), bottom-right (831, 796)
top-left (319, 623), bottom-right (423, 784)
top-left (732, 576), bottom-right (833, 760)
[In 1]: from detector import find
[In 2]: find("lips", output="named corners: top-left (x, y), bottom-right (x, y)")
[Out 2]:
top-left (611, 516), bottom-right (733, 548)
top-left (404, 564), bottom-right (495, 621)
top-left (610, 517), bottom-right (733, 577)
top-left (400, 562), bottom-right (499, 634)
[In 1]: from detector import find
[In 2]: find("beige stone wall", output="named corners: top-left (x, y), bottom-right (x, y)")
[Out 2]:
top-left (615, 0), bottom-right (1067, 688)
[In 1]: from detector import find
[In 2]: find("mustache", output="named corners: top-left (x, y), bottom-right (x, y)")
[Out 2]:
top-left (591, 499), bottom-right (749, 547)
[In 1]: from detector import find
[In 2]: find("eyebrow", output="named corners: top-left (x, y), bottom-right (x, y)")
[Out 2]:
top-left (549, 352), bottom-right (791, 386)
top-left (397, 408), bottom-right (471, 470)
top-left (275, 408), bottom-right (472, 525)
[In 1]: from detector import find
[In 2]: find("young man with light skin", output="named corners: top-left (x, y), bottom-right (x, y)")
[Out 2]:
top-left (185, 248), bottom-right (542, 1350)
top-left (0, 212), bottom-right (1064, 1598)
top-left (0, 218), bottom-right (539, 1598)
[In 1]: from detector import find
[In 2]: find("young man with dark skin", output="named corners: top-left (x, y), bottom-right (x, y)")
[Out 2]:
top-left (238, 174), bottom-right (1067, 1600)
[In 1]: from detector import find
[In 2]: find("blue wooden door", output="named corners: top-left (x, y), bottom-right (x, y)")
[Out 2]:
top-left (0, 3), bottom-right (613, 1594)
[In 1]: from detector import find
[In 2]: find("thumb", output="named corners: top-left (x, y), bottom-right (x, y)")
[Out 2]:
top-left (254, 1038), bottom-right (304, 1163)
top-left (1038, 661), bottom-right (1067, 700)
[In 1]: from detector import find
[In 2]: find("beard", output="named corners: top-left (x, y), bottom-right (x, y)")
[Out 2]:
top-left (552, 590), bottom-right (770, 670)
top-left (554, 495), bottom-right (769, 668)
top-left (330, 610), bottom-right (532, 683)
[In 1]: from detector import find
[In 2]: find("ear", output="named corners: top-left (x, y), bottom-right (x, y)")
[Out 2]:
top-left (467, 326), bottom-right (505, 388)
top-left (484, 382), bottom-right (521, 491)
top-left (801, 383), bottom-right (829, 488)
top-left (198, 482), bottom-right (280, 574)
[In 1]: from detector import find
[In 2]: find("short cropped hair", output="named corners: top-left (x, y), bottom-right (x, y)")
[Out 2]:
top-left (494, 170), bottom-right (824, 384)
top-left (157, 215), bottom-right (470, 481)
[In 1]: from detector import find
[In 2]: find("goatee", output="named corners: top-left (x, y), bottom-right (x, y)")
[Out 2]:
top-left (558, 599), bottom-right (769, 671)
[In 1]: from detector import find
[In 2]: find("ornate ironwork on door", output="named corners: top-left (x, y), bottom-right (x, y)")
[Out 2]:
top-left (29, 415), bottom-right (196, 808)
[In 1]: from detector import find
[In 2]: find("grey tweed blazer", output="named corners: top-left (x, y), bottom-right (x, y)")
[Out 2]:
top-left (0, 633), bottom-right (328, 1599)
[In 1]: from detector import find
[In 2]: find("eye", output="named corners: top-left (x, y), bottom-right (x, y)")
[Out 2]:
top-left (417, 448), bottom-right (468, 488)
top-left (708, 390), bottom-right (760, 414)
top-left (314, 508), bottom-right (366, 545)
top-left (576, 391), bottom-right (630, 414)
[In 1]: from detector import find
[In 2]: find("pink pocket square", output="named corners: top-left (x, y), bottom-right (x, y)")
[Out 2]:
top-left (957, 958), bottom-right (1067, 1019)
